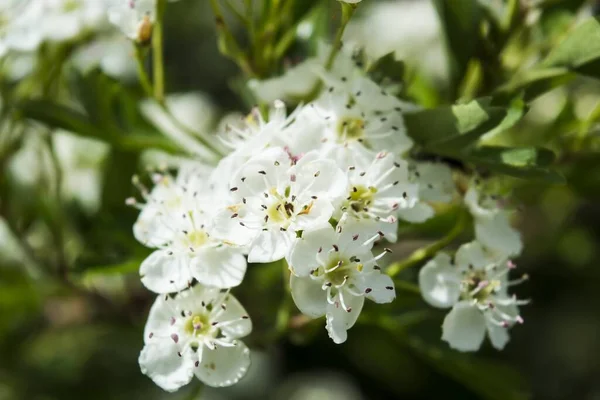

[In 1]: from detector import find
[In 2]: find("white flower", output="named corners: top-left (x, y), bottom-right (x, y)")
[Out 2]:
top-left (287, 220), bottom-right (395, 344)
top-left (139, 285), bottom-right (252, 391)
top-left (0, 1), bottom-right (45, 56)
top-left (464, 185), bottom-right (523, 258)
top-left (300, 72), bottom-right (414, 155)
top-left (72, 34), bottom-right (137, 80)
top-left (213, 147), bottom-right (348, 263)
top-left (418, 241), bottom-right (528, 352)
top-left (396, 161), bottom-right (456, 223)
top-left (130, 169), bottom-right (247, 292)
top-left (108, 0), bottom-right (155, 42)
top-left (330, 149), bottom-right (419, 241)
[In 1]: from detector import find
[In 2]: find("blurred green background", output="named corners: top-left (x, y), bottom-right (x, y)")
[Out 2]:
top-left (1, 0), bottom-right (600, 399)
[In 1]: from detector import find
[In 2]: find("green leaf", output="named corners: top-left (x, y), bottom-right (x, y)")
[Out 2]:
top-left (17, 100), bottom-right (180, 154)
top-left (541, 17), bottom-right (600, 79)
top-left (495, 67), bottom-right (574, 102)
top-left (462, 146), bottom-right (565, 183)
top-left (432, 0), bottom-right (483, 93)
top-left (406, 336), bottom-right (531, 400)
top-left (405, 99), bottom-right (507, 150)
top-left (367, 52), bottom-right (405, 86)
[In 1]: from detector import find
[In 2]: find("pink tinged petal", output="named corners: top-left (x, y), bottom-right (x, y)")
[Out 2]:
top-left (190, 247), bottom-right (247, 289)
top-left (287, 224), bottom-right (335, 276)
top-left (475, 213), bottom-right (523, 258)
top-left (396, 202), bottom-right (435, 223)
top-left (290, 275), bottom-right (328, 318)
top-left (194, 341), bottom-right (251, 387)
top-left (325, 294), bottom-right (365, 344)
top-left (213, 294), bottom-right (252, 339)
top-left (418, 253), bottom-right (461, 308)
top-left (139, 340), bottom-right (194, 392)
top-left (441, 301), bottom-right (486, 352)
top-left (140, 250), bottom-right (192, 294)
top-left (247, 230), bottom-right (290, 263)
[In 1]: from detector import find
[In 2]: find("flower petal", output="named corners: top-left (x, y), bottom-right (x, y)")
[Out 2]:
top-left (475, 213), bottom-right (523, 258)
top-left (214, 294), bottom-right (252, 339)
top-left (139, 340), bottom-right (194, 392)
top-left (418, 253), bottom-right (461, 308)
top-left (354, 273), bottom-right (396, 304)
top-left (288, 224), bottom-right (335, 276)
top-left (292, 197), bottom-right (334, 231)
top-left (140, 250), bottom-right (192, 294)
top-left (486, 321), bottom-right (510, 350)
top-left (190, 247), bottom-right (247, 289)
top-left (290, 275), bottom-right (327, 318)
top-left (325, 293), bottom-right (364, 344)
top-left (454, 241), bottom-right (489, 271)
top-left (247, 230), bottom-right (290, 263)
top-left (195, 341), bottom-right (251, 387)
top-left (396, 202), bottom-right (435, 223)
top-left (441, 301), bottom-right (486, 352)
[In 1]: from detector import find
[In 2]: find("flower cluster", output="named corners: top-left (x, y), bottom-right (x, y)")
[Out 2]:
top-left (127, 42), bottom-right (529, 391)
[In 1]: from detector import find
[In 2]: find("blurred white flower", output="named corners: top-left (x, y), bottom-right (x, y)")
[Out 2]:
top-left (52, 130), bottom-right (109, 214)
top-left (108, 0), bottom-right (155, 43)
top-left (139, 285), bottom-right (252, 391)
top-left (72, 34), bottom-right (137, 80)
top-left (287, 219), bottom-right (395, 344)
top-left (418, 241), bottom-right (528, 351)
top-left (343, 0), bottom-right (448, 82)
top-left (464, 184), bottom-right (523, 258)
top-left (140, 92), bottom-right (219, 162)
top-left (213, 147), bottom-right (348, 263)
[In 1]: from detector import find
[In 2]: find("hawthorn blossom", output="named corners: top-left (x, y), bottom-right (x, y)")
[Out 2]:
top-left (108, 0), bottom-right (155, 43)
top-left (464, 184), bottom-right (523, 258)
top-left (397, 161), bottom-right (456, 223)
top-left (130, 169), bottom-right (247, 292)
top-left (287, 220), bottom-right (396, 344)
top-left (332, 149), bottom-right (419, 241)
top-left (418, 241), bottom-right (528, 351)
top-left (213, 147), bottom-right (348, 263)
top-left (139, 285), bottom-right (252, 391)
top-left (300, 73), bottom-right (414, 156)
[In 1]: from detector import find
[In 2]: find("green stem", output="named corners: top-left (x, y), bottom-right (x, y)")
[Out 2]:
top-left (134, 46), bottom-right (154, 98)
top-left (153, 0), bottom-right (167, 102)
top-left (325, 2), bottom-right (356, 70)
top-left (387, 209), bottom-right (468, 278)
top-left (209, 0), bottom-right (256, 77)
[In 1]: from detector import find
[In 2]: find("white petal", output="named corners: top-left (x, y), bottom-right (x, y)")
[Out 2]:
top-left (292, 197), bottom-right (335, 231)
top-left (247, 230), bottom-right (290, 263)
top-left (195, 341), bottom-right (251, 387)
top-left (140, 250), bottom-right (192, 294)
top-left (211, 207), bottom-right (257, 247)
top-left (288, 224), bottom-right (335, 276)
top-left (231, 147), bottom-right (290, 198)
top-left (292, 156), bottom-right (349, 203)
top-left (143, 295), bottom-right (174, 342)
top-left (396, 202), bottom-right (435, 223)
top-left (454, 241), bottom-right (489, 271)
top-left (415, 162), bottom-right (455, 203)
top-left (290, 275), bottom-right (328, 318)
top-left (354, 273), bottom-right (396, 303)
top-left (214, 294), bottom-right (252, 339)
top-left (139, 341), bottom-right (194, 392)
top-left (190, 247), bottom-right (247, 289)
top-left (486, 320), bottom-right (510, 350)
top-left (475, 213), bottom-right (523, 257)
top-left (325, 293), bottom-right (364, 344)
top-left (418, 253), bottom-right (461, 308)
top-left (441, 301), bottom-right (486, 352)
